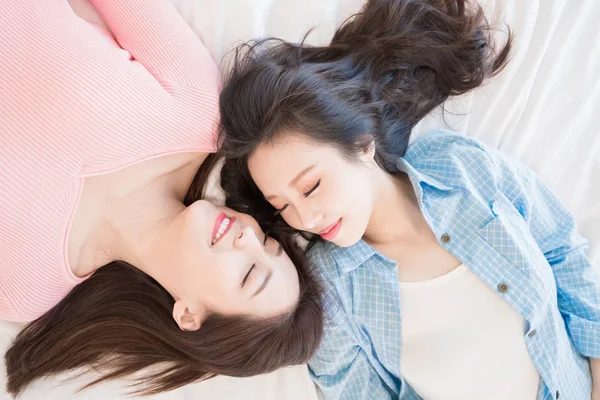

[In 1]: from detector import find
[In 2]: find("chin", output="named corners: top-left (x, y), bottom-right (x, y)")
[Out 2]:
top-left (336, 219), bottom-right (369, 248)
top-left (334, 237), bottom-right (357, 248)
top-left (331, 230), bottom-right (361, 248)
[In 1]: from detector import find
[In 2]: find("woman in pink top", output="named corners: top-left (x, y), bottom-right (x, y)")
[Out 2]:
top-left (0, 0), bottom-right (323, 396)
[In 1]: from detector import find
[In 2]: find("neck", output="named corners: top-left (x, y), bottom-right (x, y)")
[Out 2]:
top-left (363, 170), bottom-right (428, 246)
top-left (93, 153), bottom-right (207, 281)
top-left (103, 190), bottom-right (183, 268)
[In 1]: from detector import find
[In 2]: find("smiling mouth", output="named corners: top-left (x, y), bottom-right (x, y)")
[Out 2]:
top-left (318, 218), bottom-right (342, 241)
top-left (212, 213), bottom-right (236, 245)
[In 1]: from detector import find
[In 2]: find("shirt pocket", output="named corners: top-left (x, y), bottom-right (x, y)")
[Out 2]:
top-left (477, 199), bottom-right (543, 275)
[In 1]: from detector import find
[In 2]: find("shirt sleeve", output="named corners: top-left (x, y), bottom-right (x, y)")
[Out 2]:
top-left (88, 0), bottom-right (219, 91)
top-left (308, 307), bottom-right (397, 400)
top-left (485, 145), bottom-right (600, 359)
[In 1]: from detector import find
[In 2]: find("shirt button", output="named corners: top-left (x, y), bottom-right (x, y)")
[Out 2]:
top-left (497, 283), bottom-right (509, 293)
top-left (528, 330), bottom-right (537, 338)
top-left (441, 234), bottom-right (451, 243)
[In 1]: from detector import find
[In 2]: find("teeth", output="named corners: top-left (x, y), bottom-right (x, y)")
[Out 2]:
top-left (220, 218), bottom-right (230, 231)
top-left (212, 217), bottom-right (231, 245)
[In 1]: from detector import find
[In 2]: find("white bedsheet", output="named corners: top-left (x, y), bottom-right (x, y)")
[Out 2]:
top-left (2, 0), bottom-right (599, 398)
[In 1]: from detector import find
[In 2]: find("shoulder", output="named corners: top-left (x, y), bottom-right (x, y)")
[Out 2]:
top-left (306, 242), bottom-right (358, 352)
top-left (307, 241), bottom-right (351, 312)
top-left (307, 240), bottom-right (340, 278)
top-left (307, 241), bottom-right (341, 299)
top-left (404, 129), bottom-right (501, 191)
top-left (406, 130), bottom-right (496, 170)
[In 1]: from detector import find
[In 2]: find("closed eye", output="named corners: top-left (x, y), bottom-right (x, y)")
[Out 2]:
top-left (273, 179), bottom-right (320, 216)
top-left (241, 236), bottom-right (269, 287)
top-left (304, 179), bottom-right (321, 197)
top-left (241, 263), bottom-right (256, 288)
top-left (273, 204), bottom-right (288, 216)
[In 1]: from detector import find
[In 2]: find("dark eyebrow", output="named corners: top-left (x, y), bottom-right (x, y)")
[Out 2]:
top-left (264, 164), bottom-right (316, 201)
top-left (252, 270), bottom-right (273, 297)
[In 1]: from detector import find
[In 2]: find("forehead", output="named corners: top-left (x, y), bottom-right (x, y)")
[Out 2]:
top-left (257, 134), bottom-right (326, 159)
top-left (248, 135), bottom-right (342, 180)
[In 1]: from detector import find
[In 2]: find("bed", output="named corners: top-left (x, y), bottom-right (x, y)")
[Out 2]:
top-left (1, 0), bottom-right (599, 398)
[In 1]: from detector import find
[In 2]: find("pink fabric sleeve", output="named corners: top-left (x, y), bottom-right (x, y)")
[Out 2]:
top-left (89, 0), bottom-right (219, 91)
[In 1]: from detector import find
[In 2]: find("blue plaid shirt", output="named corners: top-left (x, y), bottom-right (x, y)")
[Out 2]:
top-left (307, 131), bottom-right (600, 400)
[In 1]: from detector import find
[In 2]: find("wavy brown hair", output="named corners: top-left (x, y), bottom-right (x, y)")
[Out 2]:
top-left (5, 153), bottom-right (324, 397)
top-left (218, 0), bottom-right (512, 237)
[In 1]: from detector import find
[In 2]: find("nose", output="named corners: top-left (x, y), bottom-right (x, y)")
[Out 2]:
top-left (233, 225), bottom-right (261, 250)
top-left (295, 203), bottom-right (324, 231)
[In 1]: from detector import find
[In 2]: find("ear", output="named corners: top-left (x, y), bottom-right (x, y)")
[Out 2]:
top-left (359, 139), bottom-right (376, 162)
top-left (172, 299), bottom-right (207, 331)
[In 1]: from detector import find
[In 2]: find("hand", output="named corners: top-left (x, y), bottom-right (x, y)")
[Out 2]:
top-left (68, 0), bottom-right (110, 32)
top-left (592, 359), bottom-right (600, 400)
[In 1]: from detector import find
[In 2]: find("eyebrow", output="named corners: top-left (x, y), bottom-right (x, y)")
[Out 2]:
top-left (265, 164), bottom-right (316, 201)
top-left (253, 270), bottom-right (273, 297)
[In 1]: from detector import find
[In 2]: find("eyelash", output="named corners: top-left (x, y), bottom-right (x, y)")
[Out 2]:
top-left (241, 235), bottom-right (270, 288)
top-left (273, 179), bottom-right (321, 216)
top-left (304, 179), bottom-right (321, 197)
top-left (241, 264), bottom-right (255, 288)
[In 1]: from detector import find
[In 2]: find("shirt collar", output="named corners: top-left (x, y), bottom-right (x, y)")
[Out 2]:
top-left (331, 240), bottom-right (377, 274)
top-left (396, 157), bottom-right (453, 192)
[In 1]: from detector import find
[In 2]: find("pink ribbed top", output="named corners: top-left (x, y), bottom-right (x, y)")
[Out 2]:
top-left (0, 1), bottom-right (220, 322)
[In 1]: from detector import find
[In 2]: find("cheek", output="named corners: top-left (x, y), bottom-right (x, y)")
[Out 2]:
top-left (193, 254), bottom-right (240, 292)
top-left (195, 271), bottom-right (241, 312)
top-left (333, 169), bottom-right (374, 221)
top-left (332, 169), bottom-right (371, 206)
top-left (281, 211), bottom-right (303, 231)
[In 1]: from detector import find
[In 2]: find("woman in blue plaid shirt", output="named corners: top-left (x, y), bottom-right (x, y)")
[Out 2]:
top-left (218, 0), bottom-right (600, 398)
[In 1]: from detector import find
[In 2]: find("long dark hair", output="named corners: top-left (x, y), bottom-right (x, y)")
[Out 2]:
top-left (218, 0), bottom-right (512, 237)
top-left (5, 153), bottom-right (324, 397)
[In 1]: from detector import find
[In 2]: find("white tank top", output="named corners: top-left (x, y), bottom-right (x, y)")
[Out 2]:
top-left (399, 264), bottom-right (541, 400)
